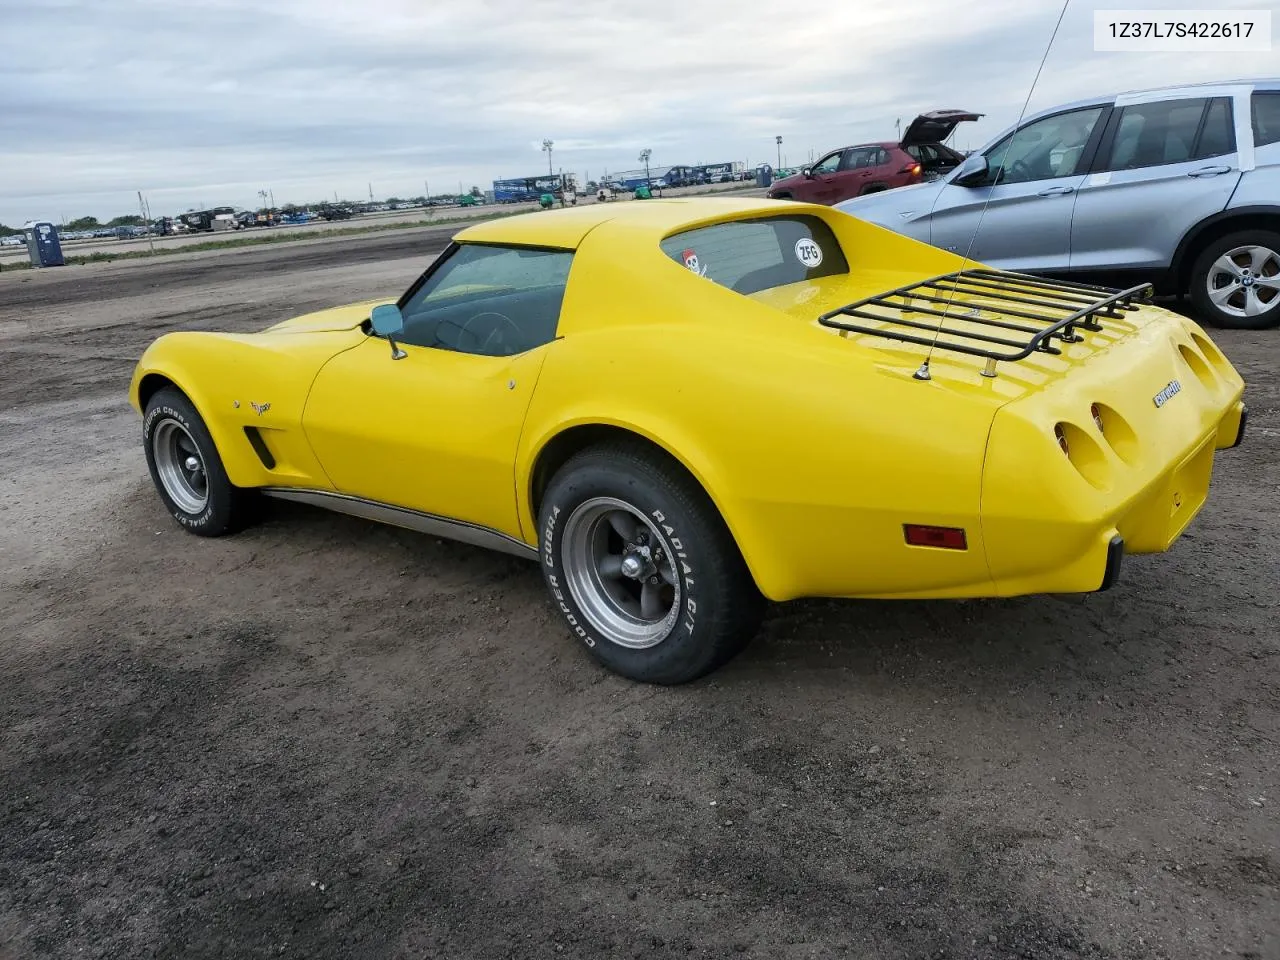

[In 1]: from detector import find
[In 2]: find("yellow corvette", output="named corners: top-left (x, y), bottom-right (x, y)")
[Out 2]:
top-left (129, 197), bottom-right (1247, 684)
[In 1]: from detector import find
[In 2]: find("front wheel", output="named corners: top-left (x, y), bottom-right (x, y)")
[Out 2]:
top-left (538, 444), bottom-right (764, 684)
top-left (1189, 230), bottom-right (1280, 330)
top-left (143, 387), bottom-right (253, 537)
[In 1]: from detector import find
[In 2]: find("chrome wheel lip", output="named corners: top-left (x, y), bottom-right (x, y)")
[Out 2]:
top-left (561, 496), bottom-right (680, 650)
top-left (1207, 244), bottom-right (1280, 320)
top-left (152, 419), bottom-right (208, 515)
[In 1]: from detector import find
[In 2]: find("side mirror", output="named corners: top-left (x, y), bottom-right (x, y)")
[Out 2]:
top-left (802, 167), bottom-right (814, 179)
top-left (370, 303), bottom-right (407, 360)
top-left (951, 154), bottom-right (989, 186)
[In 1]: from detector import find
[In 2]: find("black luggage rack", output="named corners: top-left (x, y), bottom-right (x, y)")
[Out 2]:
top-left (818, 268), bottom-right (1154, 374)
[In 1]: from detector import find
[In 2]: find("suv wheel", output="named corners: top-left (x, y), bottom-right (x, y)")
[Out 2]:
top-left (1190, 230), bottom-right (1280, 329)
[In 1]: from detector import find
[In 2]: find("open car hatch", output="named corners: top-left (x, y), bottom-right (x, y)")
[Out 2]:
top-left (901, 109), bottom-right (983, 146)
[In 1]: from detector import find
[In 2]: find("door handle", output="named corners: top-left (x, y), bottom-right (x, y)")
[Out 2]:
top-left (1037, 186), bottom-right (1076, 197)
top-left (1188, 165), bottom-right (1232, 177)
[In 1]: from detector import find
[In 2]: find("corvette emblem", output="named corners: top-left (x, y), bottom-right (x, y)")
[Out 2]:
top-left (250, 401), bottom-right (271, 416)
top-left (1152, 380), bottom-right (1181, 408)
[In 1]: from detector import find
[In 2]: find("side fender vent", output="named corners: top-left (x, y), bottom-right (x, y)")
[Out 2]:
top-left (243, 426), bottom-right (277, 469)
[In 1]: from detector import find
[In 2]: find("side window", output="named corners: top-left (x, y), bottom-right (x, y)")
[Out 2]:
top-left (841, 147), bottom-right (876, 170)
top-left (1193, 98), bottom-right (1236, 159)
top-left (811, 152), bottom-right (842, 175)
top-left (396, 244), bottom-right (573, 357)
top-left (986, 106), bottom-right (1105, 184)
top-left (659, 215), bottom-right (848, 296)
top-left (1253, 91), bottom-right (1280, 147)
top-left (1103, 98), bottom-right (1209, 170)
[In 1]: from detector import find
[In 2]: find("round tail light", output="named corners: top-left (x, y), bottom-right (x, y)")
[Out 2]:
top-left (1055, 424), bottom-right (1070, 456)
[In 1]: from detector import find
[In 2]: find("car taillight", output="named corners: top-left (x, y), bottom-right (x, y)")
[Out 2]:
top-left (899, 163), bottom-right (922, 176)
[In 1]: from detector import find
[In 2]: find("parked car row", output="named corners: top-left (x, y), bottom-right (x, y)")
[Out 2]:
top-left (771, 81), bottom-right (1280, 330)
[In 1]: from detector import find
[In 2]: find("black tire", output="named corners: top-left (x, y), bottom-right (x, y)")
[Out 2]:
top-left (142, 387), bottom-right (253, 537)
top-left (1189, 229), bottom-right (1280, 330)
top-left (538, 442), bottom-right (765, 685)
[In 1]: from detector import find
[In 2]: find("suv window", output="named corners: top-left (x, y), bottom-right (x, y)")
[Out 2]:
top-left (1194, 98), bottom-right (1235, 159)
top-left (811, 152), bottom-right (842, 175)
top-left (985, 106), bottom-right (1105, 184)
top-left (1103, 97), bottom-right (1220, 170)
top-left (1253, 91), bottom-right (1280, 147)
top-left (660, 215), bottom-right (848, 296)
top-left (841, 147), bottom-right (880, 170)
top-left (397, 244), bottom-right (573, 356)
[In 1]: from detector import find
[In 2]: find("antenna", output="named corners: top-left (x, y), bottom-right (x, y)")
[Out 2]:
top-left (914, 0), bottom-right (1073, 383)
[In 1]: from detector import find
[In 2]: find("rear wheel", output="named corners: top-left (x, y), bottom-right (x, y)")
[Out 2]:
top-left (538, 443), bottom-right (764, 685)
top-left (143, 387), bottom-right (253, 537)
top-left (1189, 230), bottom-right (1280, 329)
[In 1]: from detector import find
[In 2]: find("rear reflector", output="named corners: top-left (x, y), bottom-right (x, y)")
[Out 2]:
top-left (903, 524), bottom-right (968, 550)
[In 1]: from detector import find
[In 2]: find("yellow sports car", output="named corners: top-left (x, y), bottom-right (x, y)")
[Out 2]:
top-left (129, 197), bottom-right (1247, 684)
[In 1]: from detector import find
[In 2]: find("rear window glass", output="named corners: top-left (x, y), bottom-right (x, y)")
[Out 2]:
top-left (1253, 91), bottom-right (1280, 147)
top-left (659, 215), bottom-right (848, 295)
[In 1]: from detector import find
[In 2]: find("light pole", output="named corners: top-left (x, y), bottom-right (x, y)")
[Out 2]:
top-left (542, 139), bottom-right (554, 177)
top-left (775, 135), bottom-right (782, 170)
top-left (639, 148), bottom-right (652, 189)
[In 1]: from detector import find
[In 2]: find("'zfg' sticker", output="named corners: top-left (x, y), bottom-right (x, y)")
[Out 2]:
top-left (682, 249), bottom-right (707, 276)
top-left (795, 237), bottom-right (823, 268)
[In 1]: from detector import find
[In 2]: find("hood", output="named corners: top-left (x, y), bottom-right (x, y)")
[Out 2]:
top-left (835, 179), bottom-right (942, 228)
top-left (901, 109), bottom-right (983, 147)
top-left (261, 299), bottom-right (389, 334)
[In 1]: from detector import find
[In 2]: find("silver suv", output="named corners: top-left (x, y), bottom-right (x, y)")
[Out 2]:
top-left (837, 79), bottom-right (1280, 329)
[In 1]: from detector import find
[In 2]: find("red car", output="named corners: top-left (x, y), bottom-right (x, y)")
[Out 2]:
top-left (767, 109), bottom-right (982, 205)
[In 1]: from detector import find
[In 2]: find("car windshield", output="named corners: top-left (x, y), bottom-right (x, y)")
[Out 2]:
top-left (659, 215), bottom-right (848, 295)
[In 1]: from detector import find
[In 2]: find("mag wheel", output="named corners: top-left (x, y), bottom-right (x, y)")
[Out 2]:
top-left (152, 419), bottom-right (209, 515)
top-left (143, 387), bottom-right (253, 537)
top-left (1190, 231), bottom-right (1280, 330)
top-left (538, 443), bottom-right (764, 685)
top-left (561, 497), bottom-right (680, 650)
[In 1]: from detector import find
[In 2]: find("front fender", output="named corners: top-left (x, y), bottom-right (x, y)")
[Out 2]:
top-left (129, 329), bottom-right (363, 490)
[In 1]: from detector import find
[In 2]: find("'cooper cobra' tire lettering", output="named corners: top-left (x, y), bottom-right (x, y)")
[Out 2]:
top-left (142, 387), bottom-right (251, 539)
top-left (537, 444), bottom-right (761, 683)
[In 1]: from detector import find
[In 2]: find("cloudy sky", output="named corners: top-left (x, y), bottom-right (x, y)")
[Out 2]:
top-left (0, 0), bottom-right (1275, 225)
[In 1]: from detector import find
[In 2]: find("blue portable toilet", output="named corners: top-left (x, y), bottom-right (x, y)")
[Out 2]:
top-left (756, 164), bottom-right (774, 189)
top-left (24, 221), bottom-right (65, 267)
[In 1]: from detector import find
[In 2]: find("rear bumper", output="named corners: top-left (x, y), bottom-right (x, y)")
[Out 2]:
top-left (983, 388), bottom-right (1245, 597)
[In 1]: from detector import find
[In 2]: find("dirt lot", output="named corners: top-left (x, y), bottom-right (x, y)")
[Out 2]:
top-left (1, 227), bottom-right (1277, 960)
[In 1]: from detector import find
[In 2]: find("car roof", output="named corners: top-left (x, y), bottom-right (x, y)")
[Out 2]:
top-left (975, 76), bottom-right (1280, 152)
top-left (453, 197), bottom-right (791, 249)
top-left (1019, 76), bottom-right (1280, 117)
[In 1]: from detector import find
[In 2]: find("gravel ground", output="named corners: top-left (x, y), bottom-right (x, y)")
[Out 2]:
top-left (1, 228), bottom-right (1277, 960)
